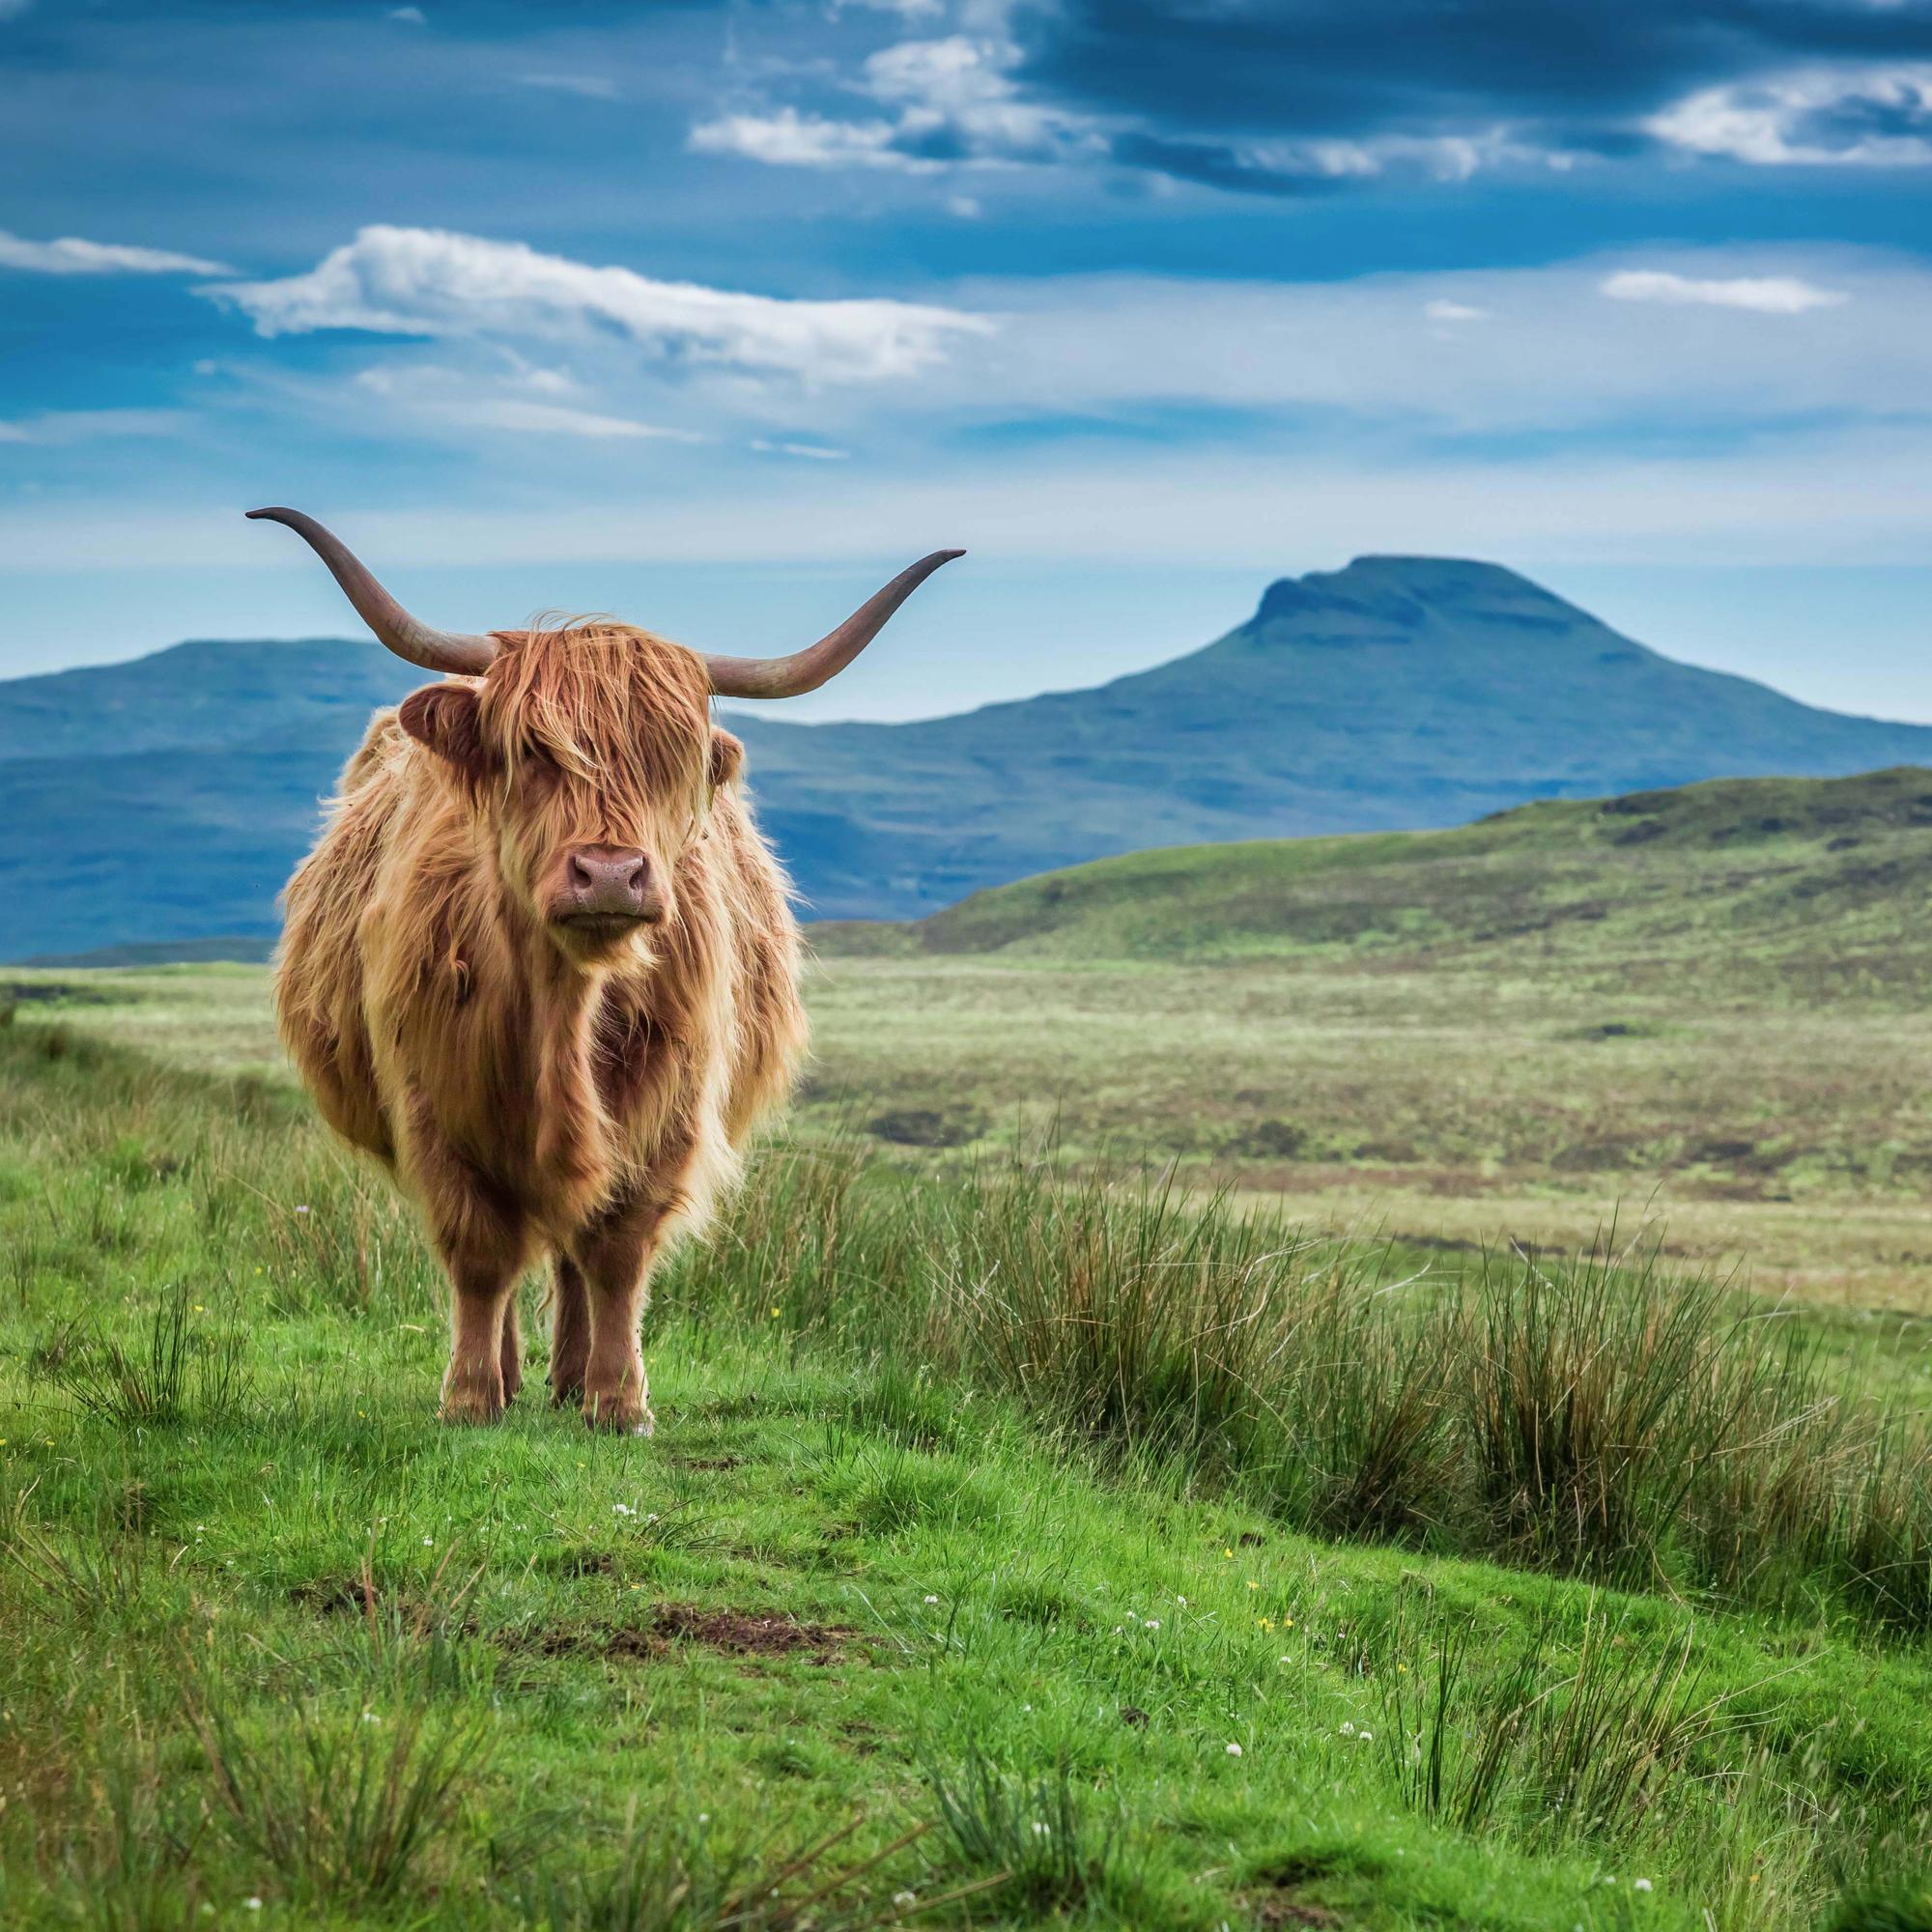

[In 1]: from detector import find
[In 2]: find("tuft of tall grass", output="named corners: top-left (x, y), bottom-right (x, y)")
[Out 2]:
top-left (1377, 1600), bottom-right (1741, 1849)
top-left (183, 1667), bottom-right (493, 1909)
top-left (42, 1281), bottom-right (246, 1427)
top-left (927, 1747), bottom-right (1130, 1918)
top-left (522, 1804), bottom-right (969, 1932)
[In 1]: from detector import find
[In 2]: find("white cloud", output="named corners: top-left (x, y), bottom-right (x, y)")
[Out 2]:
top-left (691, 108), bottom-right (910, 170)
top-left (518, 73), bottom-right (621, 101)
top-left (1602, 269), bottom-right (1849, 314)
top-left (751, 439), bottom-right (852, 459)
top-left (444, 399), bottom-right (704, 442)
top-left (0, 230), bottom-right (233, 276)
top-left (202, 225), bottom-right (994, 384)
top-left (388, 7), bottom-right (426, 23)
top-left (1424, 299), bottom-right (1489, 322)
top-left (828, 0), bottom-right (945, 17)
top-left (1649, 67), bottom-right (1932, 167)
top-left (0, 0), bottom-right (33, 19)
top-left (693, 33), bottom-right (1100, 176)
top-left (0, 410), bottom-right (185, 444)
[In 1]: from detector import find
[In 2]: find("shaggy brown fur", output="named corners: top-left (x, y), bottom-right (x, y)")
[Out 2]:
top-left (276, 621), bottom-right (806, 1431)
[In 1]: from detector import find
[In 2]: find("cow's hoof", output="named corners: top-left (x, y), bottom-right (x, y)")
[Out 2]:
top-left (440, 1383), bottom-right (505, 1426)
top-left (582, 1394), bottom-right (654, 1436)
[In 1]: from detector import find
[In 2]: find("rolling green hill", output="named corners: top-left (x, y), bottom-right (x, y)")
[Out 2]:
top-left (823, 766), bottom-right (1932, 984)
top-left (10, 554), bottom-right (1932, 957)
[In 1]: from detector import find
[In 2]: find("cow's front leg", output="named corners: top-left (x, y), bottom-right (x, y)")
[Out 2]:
top-left (569, 1169), bottom-right (694, 1436)
top-left (412, 1111), bottom-right (531, 1425)
top-left (441, 1253), bottom-right (524, 1425)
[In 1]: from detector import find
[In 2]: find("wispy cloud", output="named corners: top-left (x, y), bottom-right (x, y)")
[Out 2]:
top-left (1649, 67), bottom-right (1932, 168)
top-left (442, 399), bottom-right (704, 441)
top-left (0, 409), bottom-right (185, 444)
top-left (202, 225), bottom-right (994, 384)
top-left (693, 29), bottom-right (1561, 195)
top-left (518, 72), bottom-right (621, 102)
top-left (1424, 298), bottom-right (1490, 322)
top-left (693, 34), bottom-right (1101, 177)
top-left (751, 439), bottom-right (851, 460)
top-left (1602, 269), bottom-right (1848, 314)
top-left (0, 230), bottom-right (233, 276)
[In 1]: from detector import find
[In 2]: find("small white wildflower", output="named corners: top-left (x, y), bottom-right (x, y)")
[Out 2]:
top-left (1225, 1742), bottom-right (1243, 1757)
top-left (296, 1205), bottom-right (310, 1215)
top-left (360, 1710), bottom-right (381, 1724)
top-left (1339, 1720), bottom-right (1354, 1736)
top-left (1634, 1879), bottom-right (1653, 1893)
top-left (1176, 1595), bottom-right (1187, 1606)
top-left (893, 1891), bottom-right (917, 1909)
top-left (698, 1812), bottom-right (710, 1824)
top-left (1145, 1619), bottom-right (1161, 1631)
top-left (1357, 1729), bottom-right (1374, 1743)
top-left (923, 1594), bottom-right (938, 1604)
top-left (1022, 1703), bottom-right (1032, 1713)
top-left (1113, 1625), bottom-right (1123, 1634)
top-left (422, 1536), bottom-right (433, 1546)
top-left (612, 1503), bottom-right (635, 1517)
top-left (244, 1902), bottom-right (263, 1914)
top-left (1031, 1821), bottom-right (1052, 1836)
top-left (645, 1512), bottom-right (659, 1523)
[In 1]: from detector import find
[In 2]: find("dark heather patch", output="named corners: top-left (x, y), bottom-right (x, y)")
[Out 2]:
top-left (3, 981), bottom-right (119, 1006)
top-left (291, 1576), bottom-right (381, 1617)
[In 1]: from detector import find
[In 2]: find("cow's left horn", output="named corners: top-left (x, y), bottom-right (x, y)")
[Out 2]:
top-left (245, 508), bottom-right (500, 677)
top-left (699, 550), bottom-right (964, 700)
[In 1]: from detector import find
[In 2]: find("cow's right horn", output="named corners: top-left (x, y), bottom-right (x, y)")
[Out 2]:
top-left (246, 507), bottom-right (500, 677)
top-left (699, 550), bottom-right (964, 700)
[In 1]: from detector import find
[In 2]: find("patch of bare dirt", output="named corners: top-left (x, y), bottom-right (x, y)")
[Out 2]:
top-left (653, 1603), bottom-right (857, 1660)
top-left (1249, 1897), bottom-right (1342, 1929)
top-left (544, 1603), bottom-right (861, 1665)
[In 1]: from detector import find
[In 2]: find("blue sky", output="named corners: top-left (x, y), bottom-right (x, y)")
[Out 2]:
top-left (3, 0), bottom-right (1930, 721)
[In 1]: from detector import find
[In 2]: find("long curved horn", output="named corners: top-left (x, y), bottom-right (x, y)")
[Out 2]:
top-left (701, 550), bottom-right (964, 700)
top-left (245, 507), bottom-right (500, 677)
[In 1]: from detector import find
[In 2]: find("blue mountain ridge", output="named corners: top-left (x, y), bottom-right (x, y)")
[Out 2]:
top-left (5, 555), bottom-right (1930, 959)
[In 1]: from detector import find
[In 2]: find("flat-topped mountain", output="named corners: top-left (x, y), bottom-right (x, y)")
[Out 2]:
top-left (7, 555), bottom-right (1932, 958)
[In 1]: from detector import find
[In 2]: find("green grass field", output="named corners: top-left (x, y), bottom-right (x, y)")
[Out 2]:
top-left (5, 769), bottom-right (1932, 1926)
top-left (3, 1017), bottom-right (1932, 1930)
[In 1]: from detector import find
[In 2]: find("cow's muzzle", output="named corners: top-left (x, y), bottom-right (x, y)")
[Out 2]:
top-left (554, 846), bottom-right (665, 934)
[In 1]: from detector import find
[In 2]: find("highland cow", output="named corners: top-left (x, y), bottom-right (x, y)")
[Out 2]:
top-left (256, 508), bottom-right (960, 1431)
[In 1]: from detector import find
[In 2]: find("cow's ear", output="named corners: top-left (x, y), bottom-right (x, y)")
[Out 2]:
top-left (709, 727), bottom-right (745, 791)
top-left (399, 684), bottom-right (494, 779)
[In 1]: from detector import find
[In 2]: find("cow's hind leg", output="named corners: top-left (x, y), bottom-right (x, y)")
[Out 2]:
top-left (550, 1256), bottom-right (591, 1406)
top-left (499, 1290), bottom-right (525, 1406)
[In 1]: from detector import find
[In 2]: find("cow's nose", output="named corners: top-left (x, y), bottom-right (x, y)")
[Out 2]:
top-left (566, 846), bottom-right (654, 917)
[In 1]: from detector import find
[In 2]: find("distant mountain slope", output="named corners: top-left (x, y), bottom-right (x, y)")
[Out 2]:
top-left (7, 555), bottom-right (1932, 958)
top-left (733, 555), bottom-right (1932, 916)
top-left (818, 768), bottom-right (1932, 989)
